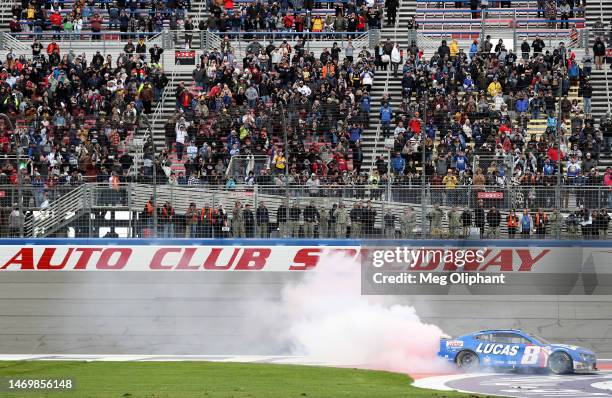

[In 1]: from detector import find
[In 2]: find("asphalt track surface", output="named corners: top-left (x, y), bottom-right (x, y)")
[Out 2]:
top-left (4, 271), bottom-right (612, 397)
top-left (413, 366), bottom-right (612, 398)
top-left (2, 272), bottom-right (612, 355)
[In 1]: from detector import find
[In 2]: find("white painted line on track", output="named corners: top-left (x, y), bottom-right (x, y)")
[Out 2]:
top-left (0, 354), bottom-right (367, 367)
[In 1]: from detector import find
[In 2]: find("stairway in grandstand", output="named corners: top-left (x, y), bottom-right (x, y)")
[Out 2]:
top-left (360, 0), bottom-right (416, 169)
top-left (148, 68), bottom-right (196, 175)
top-left (585, 0), bottom-right (612, 170)
top-left (0, 1), bottom-right (14, 30)
top-left (586, 0), bottom-right (612, 35)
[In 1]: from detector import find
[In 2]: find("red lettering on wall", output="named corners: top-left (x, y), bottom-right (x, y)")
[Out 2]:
top-left (150, 248), bottom-right (181, 270)
top-left (38, 248), bottom-right (74, 270)
top-left (203, 248), bottom-right (240, 270)
top-left (96, 248), bottom-right (132, 269)
top-left (234, 248), bottom-right (271, 270)
top-left (290, 248), bottom-right (322, 270)
top-left (0, 248), bottom-right (34, 270)
top-left (517, 249), bottom-right (550, 271)
top-left (73, 248), bottom-right (103, 270)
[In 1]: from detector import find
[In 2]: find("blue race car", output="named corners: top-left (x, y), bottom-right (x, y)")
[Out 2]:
top-left (438, 329), bottom-right (597, 374)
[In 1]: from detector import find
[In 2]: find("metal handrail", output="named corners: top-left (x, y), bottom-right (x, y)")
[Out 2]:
top-left (23, 184), bottom-right (87, 237)
top-left (150, 65), bottom-right (178, 140)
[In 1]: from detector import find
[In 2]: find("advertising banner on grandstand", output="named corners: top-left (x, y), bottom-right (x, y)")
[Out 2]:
top-left (0, 242), bottom-right (611, 294)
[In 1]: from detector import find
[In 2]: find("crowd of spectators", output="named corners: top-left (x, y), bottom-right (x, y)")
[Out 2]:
top-left (10, 0), bottom-right (190, 37)
top-left (0, 40), bottom-right (169, 208)
top-left (141, 28), bottom-right (612, 215)
top-left (203, 0), bottom-right (383, 33)
top-left (154, 36), bottom-right (374, 191)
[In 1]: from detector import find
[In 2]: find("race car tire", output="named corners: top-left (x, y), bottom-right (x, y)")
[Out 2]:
top-left (547, 351), bottom-right (573, 374)
top-left (456, 350), bottom-right (480, 371)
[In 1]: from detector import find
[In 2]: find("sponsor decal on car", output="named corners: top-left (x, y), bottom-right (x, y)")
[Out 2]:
top-left (475, 343), bottom-right (520, 356)
top-left (446, 340), bottom-right (464, 348)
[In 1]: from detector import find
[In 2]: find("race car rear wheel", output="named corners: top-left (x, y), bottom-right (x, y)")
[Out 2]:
top-left (548, 351), bottom-right (573, 374)
top-left (456, 350), bottom-right (479, 371)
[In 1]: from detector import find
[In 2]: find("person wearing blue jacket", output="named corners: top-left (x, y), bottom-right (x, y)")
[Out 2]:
top-left (469, 40), bottom-right (478, 59)
top-left (391, 153), bottom-right (405, 175)
top-left (349, 123), bottom-right (362, 143)
top-left (515, 96), bottom-right (529, 114)
top-left (380, 102), bottom-right (393, 138)
top-left (361, 94), bottom-right (371, 128)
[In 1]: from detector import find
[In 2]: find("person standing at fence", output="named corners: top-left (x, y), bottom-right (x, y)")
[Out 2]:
top-left (277, 202), bottom-right (289, 238)
top-left (520, 208), bottom-right (533, 239)
top-left (244, 204), bottom-right (255, 238)
top-left (507, 209), bottom-right (519, 238)
top-left (161, 201), bottom-right (175, 238)
top-left (289, 202), bottom-right (302, 238)
top-left (335, 203), bottom-right (348, 238)
top-left (383, 210), bottom-right (396, 239)
top-left (447, 206), bottom-right (461, 239)
top-left (534, 208), bottom-right (549, 238)
top-left (566, 211), bottom-right (579, 238)
top-left (461, 207), bottom-right (472, 238)
top-left (474, 201), bottom-right (486, 239)
top-left (200, 203), bottom-right (215, 238)
top-left (256, 202), bottom-right (269, 238)
top-left (303, 201), bottom-right (319, 238)
top-left (143, 197), bottom-right (155, 234)
top-left (549, 208), bottom-right (561, 238)
top-left (598, 209), bottom-right (611, 239)
top-left (428, 204), bottom-right (444, 238)
top-left (232, 201), bottom-right (245, 238)
top-left (363, 202), bottom-right (377, 238)
top-left (350, 202), bottom-right (362, 238)
top-left (400, 207), bottom-right (416, 239)
top-left (319, 205), bottom-right (329, 238)
top-left (185, 202), bottom-right (198, 238)
top-left (487, 206), bottom-right (501, 239)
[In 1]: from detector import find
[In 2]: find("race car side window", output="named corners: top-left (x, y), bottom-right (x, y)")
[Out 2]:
top-left (474, 333), bottom-right (493, 341)
top-left (491, 333), bottom-right (531, 344)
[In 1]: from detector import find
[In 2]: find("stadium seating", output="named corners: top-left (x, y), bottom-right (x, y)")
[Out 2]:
top-left (0, 0), bottom-right (611, 240)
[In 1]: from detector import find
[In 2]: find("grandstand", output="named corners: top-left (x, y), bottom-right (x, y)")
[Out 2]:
top-left (0, 0), bottom-right (610, 240)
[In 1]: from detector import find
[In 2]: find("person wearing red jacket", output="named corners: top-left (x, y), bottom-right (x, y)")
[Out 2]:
top-left (50, 11), bottom-right (62, 39)
top-left (89, 13), bottom-right (103, 40)
top-left (408, 113), bottom-right (421, 135)
top-left (46, 41), bottom-right (59, 55)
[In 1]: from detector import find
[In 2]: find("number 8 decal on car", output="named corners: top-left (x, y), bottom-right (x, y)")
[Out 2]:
top-left (521, 345), bottom-right (542, 365)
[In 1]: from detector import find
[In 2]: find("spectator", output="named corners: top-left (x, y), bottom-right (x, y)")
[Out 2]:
top-left (593, 37), bottom-right (606, 70)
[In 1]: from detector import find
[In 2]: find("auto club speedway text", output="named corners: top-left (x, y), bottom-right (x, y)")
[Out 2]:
top-left (370, 247), bottom-right (506, 287)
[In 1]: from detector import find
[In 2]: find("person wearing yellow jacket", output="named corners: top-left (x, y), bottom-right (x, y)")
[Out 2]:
top-left (449, 39), bottom-right (458, 59)
top-left (312, 16), bottom-right (323, 32)
top-left (487, 76), bottom-right (502, 97)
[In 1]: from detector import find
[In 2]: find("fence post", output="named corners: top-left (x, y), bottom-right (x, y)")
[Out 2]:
top-left (253, 184), bottom-right (259, 238)
top-left (127, 181), bottom-right (133, 238)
